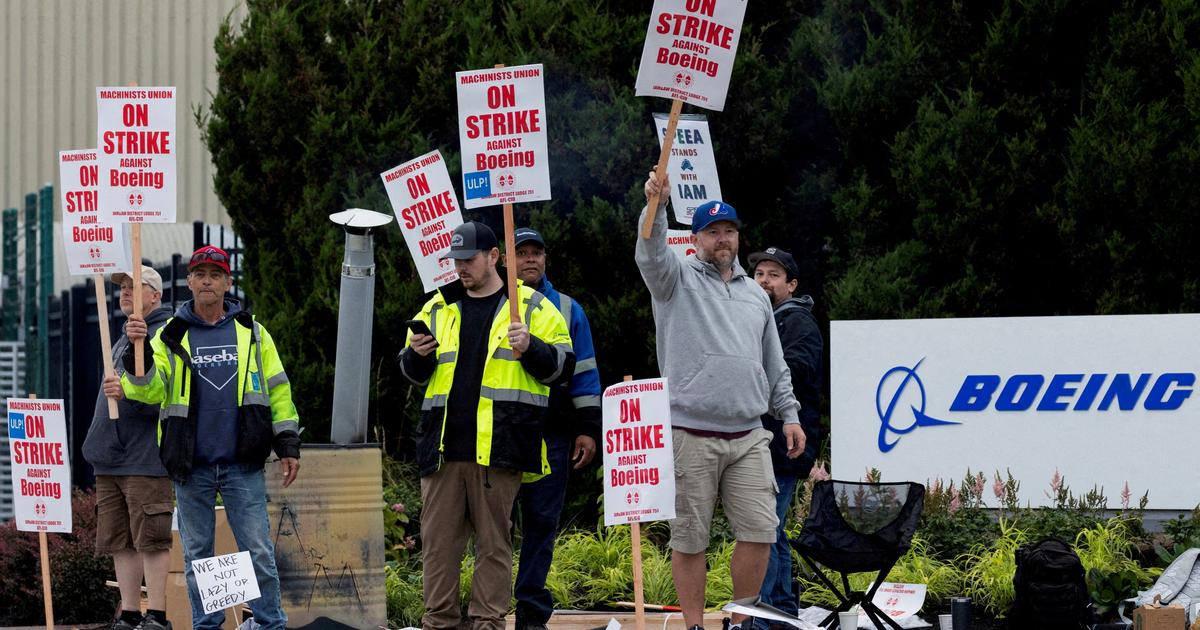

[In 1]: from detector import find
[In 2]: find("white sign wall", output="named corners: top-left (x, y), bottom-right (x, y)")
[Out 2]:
top-left (831, 314), bottom-right (1200, 508)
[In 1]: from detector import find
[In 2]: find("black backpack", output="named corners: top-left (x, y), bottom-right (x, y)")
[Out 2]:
top-left (1009, 537), bottom-right (1092, 629)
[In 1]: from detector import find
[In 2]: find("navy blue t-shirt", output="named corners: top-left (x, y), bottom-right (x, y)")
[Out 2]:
top-left (178, 299), bottom-right (242, 465)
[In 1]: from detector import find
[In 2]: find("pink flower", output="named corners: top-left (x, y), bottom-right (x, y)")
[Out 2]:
top-left (974, 472), bottom-right (985, 498)
top-left (1121, 482), bottom-right (1131, 510)
top-left (949, 485), bottom-right (962, 515)
top-left (993, 473), bottom-right (1005, 500)
top-left (391, 502), bottom-right (406, 514)
top-left (1045, 468), bottom-right (1063, 500)
top-left (810, 461), bottom-right (830, 482)
top-left (404, 536), bottom-right (417, 550)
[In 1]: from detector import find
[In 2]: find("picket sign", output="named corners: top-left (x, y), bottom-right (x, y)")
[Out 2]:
top-left (20, 393), bottom-right (56, 630)
top-left (98, 80), bottom-right (178, 376)
top-left (634, 0), bottom-right (748, 237)
top-left (59, 149), bottom-right (127, 419)
top-left (603, 375), bottom-right (678, 630)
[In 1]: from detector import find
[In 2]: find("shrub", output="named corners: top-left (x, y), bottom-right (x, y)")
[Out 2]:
top-left (0, 489), bottom-right (118, 625)
top-left (383, 455), bottom-right (422, 564)
top-left (385, 562), bottom-right (424, 628)
top-left (959, 519), bottom-right (1028, 618)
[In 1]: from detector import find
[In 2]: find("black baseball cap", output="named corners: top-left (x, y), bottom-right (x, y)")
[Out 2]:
top-left (748, 247), bottom-right (800, 281)
top-left (513, 227), bottom-right (546, 249)
top-left (440, 221), bottom-right (499, 260)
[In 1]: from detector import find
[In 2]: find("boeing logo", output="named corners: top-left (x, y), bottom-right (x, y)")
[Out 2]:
top-left (874, 359), bottom-right (1196, 453)
top-left (875, 359), bottom-right (958, 453)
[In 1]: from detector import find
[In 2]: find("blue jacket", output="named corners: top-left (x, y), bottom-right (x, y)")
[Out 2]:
top-left (532, 276), bottom-right (602, 442)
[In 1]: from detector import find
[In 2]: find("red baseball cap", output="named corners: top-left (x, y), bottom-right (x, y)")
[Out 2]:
top-left (188, 245), bottom-right (231, 274)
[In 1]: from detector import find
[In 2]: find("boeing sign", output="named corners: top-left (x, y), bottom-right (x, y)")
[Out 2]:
top-left (833, 314), bottom-right (1200, 509)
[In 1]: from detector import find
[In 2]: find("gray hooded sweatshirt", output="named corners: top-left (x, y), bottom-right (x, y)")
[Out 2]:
top-left (82, 304), bottom-right (174, 476)
top-left (635, 205), bottom-right (799, 432)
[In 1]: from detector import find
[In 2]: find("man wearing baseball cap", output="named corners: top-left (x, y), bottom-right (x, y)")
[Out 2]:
top-left (510, 226), bottom-right (602, 630)
top-left (84, 265), bottom-right (175, 630)
top-left (636, 170), bottom-right (804, 630)
top-left (747, 247), bottom-right (823, 629)
top-left (104, 245), bottom-right (300, 629)
top-left (398, 221), bottom-right (574, 630)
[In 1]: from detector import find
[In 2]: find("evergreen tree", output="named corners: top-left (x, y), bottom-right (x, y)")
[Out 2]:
top-left (201, 0), bottom-right (833, 452)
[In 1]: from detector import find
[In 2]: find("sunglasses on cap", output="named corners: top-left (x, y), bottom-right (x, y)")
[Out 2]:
top-left (191, 249), bottom-right (229, 264)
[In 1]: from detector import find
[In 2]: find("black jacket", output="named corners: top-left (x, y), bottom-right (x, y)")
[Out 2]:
top-left (761, 295), bottom-right (823, 477)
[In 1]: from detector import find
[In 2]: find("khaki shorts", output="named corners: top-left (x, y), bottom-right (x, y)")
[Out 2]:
top-left (669, 427), bottom-right (779, 554)
top-left (94, 475), bottom-right (174, 555)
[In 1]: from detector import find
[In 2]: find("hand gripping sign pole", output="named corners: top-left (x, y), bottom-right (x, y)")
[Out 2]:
top-left (642, 99), bottom-right (683, 238)
top-left (634, 0), bottom-right (749, 237)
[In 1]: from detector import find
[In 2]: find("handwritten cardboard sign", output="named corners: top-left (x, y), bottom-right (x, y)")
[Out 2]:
top-left (191, 551), bottom-right (261, 614)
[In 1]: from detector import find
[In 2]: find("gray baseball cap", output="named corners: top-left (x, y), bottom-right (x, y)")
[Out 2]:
top-left (440, 221), bottom-right (499, 260)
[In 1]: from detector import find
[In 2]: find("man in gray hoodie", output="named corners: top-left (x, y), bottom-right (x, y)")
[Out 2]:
top-left (83, 265), bottom-right (175, 630)
top-left (635, 170), bottom-right (805, 630)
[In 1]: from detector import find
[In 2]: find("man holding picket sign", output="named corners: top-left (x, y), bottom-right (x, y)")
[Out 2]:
top-left (636, 172), bottom-right (804, 630)
top-left (398, 221), bottom-right (574, 630)
top-left (633, 2), bottom-right (792, 628)
top-left (84, 266), bottom-right (175, 630)
top-left (105, 246), bottom-right (301, 630)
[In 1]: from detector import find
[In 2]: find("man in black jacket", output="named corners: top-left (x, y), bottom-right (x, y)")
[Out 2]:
top-left (747, 247), bottom-right (824, 624)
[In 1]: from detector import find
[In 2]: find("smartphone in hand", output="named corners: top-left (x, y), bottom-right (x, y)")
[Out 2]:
top-left (405, 319), bottom-right (438, 347)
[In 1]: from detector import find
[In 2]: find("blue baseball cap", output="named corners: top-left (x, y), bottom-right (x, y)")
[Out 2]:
top-left (690, 200), bottom-right (741, 233)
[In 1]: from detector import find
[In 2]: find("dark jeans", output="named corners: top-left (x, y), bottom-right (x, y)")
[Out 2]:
top-left (513, 432), bottom-right (572, 625)
top-left (177, 463), bottom-right (286, 630)
top-left (757, 472), bottom-right (800, 627)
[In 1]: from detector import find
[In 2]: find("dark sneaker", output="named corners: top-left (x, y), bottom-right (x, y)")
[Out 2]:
top-left (135, 615), bottom-right (173, 630)
top-left (518, 624), bottom-right (549, 630)
top-left (107, 619), bottom-right (138, 630)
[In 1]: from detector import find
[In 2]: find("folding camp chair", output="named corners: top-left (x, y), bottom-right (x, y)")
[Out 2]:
top-left (790, 480), bottom-right (925, 630)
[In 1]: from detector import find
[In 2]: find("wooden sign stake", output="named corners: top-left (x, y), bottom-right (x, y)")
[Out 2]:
top-left (28, 393), bottom-right (55, 629)
top-left (624, 375), bottom-right (648, 630)
top-left (494, 63), bottom-right (523, 356)
top-left (125, 80), bottom-right (146, 377)
top-left (93, 275), bottom-right (119, 419)
top-left (641, 98), bottom-right (684, 238)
